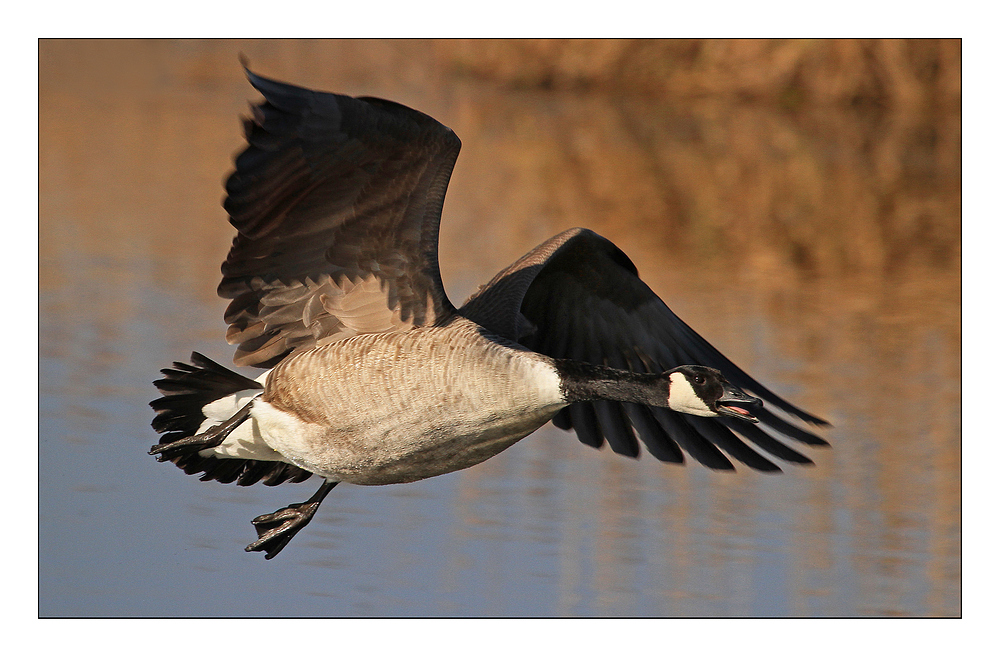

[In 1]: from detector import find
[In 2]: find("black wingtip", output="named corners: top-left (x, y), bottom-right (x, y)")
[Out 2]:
top-left (242, 64), bottom-right (269, 95)
top-left (238, 62), bottom-right (314, 116)
top-left (800, 411), bottom-right (833, 429)
top-left (239, 54), bottom-right (263, 92)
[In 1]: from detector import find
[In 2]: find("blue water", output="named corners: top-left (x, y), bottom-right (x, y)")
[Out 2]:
top-left (37, 255), bottom-right (956, 617)
top-left (35, 251), bottom-right (853, 616)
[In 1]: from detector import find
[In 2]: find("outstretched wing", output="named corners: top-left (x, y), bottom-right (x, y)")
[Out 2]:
top-left (461, 228), bottom-right (829, 472)
top-left (219, 68), bottom-right (461, 367)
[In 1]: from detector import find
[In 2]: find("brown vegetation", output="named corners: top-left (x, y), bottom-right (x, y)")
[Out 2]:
top-left (438, 39), bottom-right (960, 109)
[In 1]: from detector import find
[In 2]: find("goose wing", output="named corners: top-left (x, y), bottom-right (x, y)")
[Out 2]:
top-left (461, 228), bottom-right (829, 472)
top-left (219, 68), bottom-right (461, 367)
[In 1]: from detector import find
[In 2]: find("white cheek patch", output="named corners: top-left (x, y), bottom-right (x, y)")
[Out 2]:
top-left (667, 372), bottom-right (717, 417)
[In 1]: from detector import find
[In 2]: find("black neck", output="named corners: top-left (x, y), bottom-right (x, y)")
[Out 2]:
top-left (554, 359), bottom-right (666, 405)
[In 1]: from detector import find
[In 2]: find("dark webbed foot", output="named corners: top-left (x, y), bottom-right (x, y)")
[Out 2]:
top-left (149, 401), bottom-right (254, 459)
top-left (245, 480), bottom-right (338, 559)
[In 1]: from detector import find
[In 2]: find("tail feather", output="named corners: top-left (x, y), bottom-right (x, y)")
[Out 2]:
top-left (150, 352), bottom-right (313, 487)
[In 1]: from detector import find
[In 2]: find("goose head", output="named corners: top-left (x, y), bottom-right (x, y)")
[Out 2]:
top-left (666, 365), bottom-right (762, 422)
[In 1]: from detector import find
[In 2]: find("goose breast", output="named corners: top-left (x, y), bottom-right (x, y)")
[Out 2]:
top-left (251, 317), bottom-right (565, 485)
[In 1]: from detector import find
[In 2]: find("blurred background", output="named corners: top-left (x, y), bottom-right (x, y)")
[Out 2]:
top-left (38, 39), bottom-right (959, 617)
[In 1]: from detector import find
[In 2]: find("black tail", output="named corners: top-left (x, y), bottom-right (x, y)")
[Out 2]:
top-left (149, 352), bottom-right (313, 487)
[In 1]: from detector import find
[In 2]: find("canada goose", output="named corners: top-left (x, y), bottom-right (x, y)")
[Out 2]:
top-left (150, 67), bottom-right (829, 560)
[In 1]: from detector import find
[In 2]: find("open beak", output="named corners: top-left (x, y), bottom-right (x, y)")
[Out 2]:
top-left (715, 383), bottom-right (763, 423)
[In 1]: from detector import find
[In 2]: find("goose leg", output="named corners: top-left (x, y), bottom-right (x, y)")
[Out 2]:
top-left (246, 480), bottom-right (338, 559)
top-left (149, 401), bottom-right (254, 459)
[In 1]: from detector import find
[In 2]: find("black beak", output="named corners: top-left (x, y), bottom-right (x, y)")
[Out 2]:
top-left (715, 383), bottom-right (762, 423)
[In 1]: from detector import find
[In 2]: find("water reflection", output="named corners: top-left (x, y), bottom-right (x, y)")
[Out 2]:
top-left (38, 40), bottom-right (959, 617)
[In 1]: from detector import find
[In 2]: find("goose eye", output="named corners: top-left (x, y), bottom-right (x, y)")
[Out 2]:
top-left (692, 374), bottom-right (705, 385)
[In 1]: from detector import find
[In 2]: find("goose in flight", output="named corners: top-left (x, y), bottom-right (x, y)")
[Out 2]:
top-left (150, 67), bottom-right (829, 559)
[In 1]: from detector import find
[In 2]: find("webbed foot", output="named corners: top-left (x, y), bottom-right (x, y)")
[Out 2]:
top-left (245, 480), bottom-right (338, 559)
top-left (149, 401), bottom-right (253, 459)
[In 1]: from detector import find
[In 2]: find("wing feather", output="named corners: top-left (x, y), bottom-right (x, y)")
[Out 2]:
top-left (461, 228), bottom-right (829, 471)
top-left (219, 68), bottom-right (461, 367)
